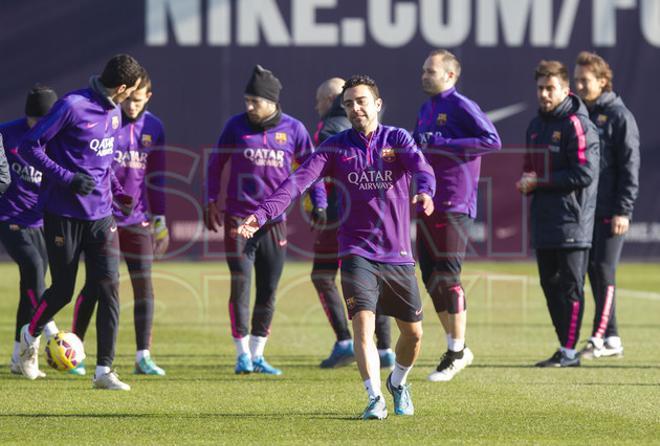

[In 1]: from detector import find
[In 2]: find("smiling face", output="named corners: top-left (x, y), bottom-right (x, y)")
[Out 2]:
top-left (342, 84), bottom-right (382, 134)
top-left (574, 65), bottom-right (607, 104)
top-left (536, 75), bottom-right (569, 113)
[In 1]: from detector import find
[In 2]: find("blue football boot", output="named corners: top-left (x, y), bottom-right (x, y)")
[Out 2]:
top-left (235, 353), bottom-right (254, 374)
top-left (379, 350), bottom-right (396, 369)
top-left (252, 356), bottom-right (282, 375)
top-left (386, 372), bottom-right (414, 416)
top-left (361, 395), bottom-right (388, 420)
top-left (320, 341), bottom-right (355, 368)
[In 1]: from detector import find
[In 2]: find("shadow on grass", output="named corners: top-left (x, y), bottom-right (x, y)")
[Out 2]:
top-left (0, 412), bottom-right (357, 421)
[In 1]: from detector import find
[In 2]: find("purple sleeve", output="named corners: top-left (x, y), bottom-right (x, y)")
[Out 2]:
top-left (146, 128), bottom-right (166, 215)
top-left (294, 127), bottom-right (327, 209)
top-left (110, 169), bottom-right (125, 195)
top-left (206, 124), bottom-right (233, 204)
top-left (19, 100), bottom-right (76, 186)
top-left (254, 150), bottom-right (331, 226)
top-left (397, 131), bottom-right (436, 197)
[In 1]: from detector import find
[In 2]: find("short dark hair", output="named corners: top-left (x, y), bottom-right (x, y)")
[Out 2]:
top-left (575, 51), bottom-right (613, 92)
top-left (428, 49), bottom-right (462, 80)
top-left (534, 60), bottom-right (569, 86)
top-left (342, 74), bottom-right (380, 100)
top-left (99, 54), bottom-right (143, 89)
top-left (137, 69), bottom-right (152, 93)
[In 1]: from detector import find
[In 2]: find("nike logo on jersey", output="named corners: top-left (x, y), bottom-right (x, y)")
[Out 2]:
top-left (86, 122), bottom-right (100, 129)
top-left (341, 155), bottom-right (357, 162)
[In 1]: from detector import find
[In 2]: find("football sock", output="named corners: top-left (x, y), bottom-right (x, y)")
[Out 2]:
top-left (446, 334), bottom-right (453, 349)
top-left (12, 341), bottom-right (20, 363)
top-left (233, 336), bottom-right (250, 358)
top-left (364, 378), bottom-right (382, 399)
top-left (95, 365), bottom-right (111, 377)
top-left (43, 321), bottom-right (59, 339)
top-left (390, 362), bottom-right (412, 388)
top-left (136, 350), bottom-right (150, 363)
top-left (249, 335), bottom-right (268, 359)
top-left (337, 339), bottom-right (352, 349)
top-left (448, 338), bottom-right (465, 352)
top-left (560, 347), bottom-right (576, 359)
top-left (605, 336), bottom-right (622, 349)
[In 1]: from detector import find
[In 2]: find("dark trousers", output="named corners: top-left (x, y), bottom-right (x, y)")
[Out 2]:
top-left (587, 218), bottom-right (625, 339)
top-left (224, 216), bottom-right (286, 339)
top-left (0, 222), bottom-right (47, 341)
top-left (73, 223), bottom-right (155, 351)
top-left (29, 213), bottom-right (120, 367)
top-left (536, 248), bottom-right (588, 349)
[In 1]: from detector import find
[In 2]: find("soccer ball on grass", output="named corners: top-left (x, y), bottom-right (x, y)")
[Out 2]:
top-left (45, 332), bottom-right (86, 371)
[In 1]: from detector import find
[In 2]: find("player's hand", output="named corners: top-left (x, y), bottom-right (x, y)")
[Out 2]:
top-left (114, 193), bottom-right (134, 216)
top-left (204, 201), bottom-right (222, 233)
top-left (611, 215), bottom-right (630, 235)
top-left (310, 207), bottom-right (327, 231)
top-left (70, 172), bottom-right (96, 196)
top-left (412, 193), bottom-right (434, 216)
top-left (237, 214), bottom-right (260, 239)
top-left (516, 171), bottom-right (538, 194)
top-left (152, 215), bottom-right (170, 258)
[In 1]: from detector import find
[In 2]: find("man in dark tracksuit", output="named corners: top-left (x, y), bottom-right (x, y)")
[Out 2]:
top-left (0, 86), bottom-right (60, 375)
top-left (17, 54), bottom-right (143, 389)
top-left (517, 60), bottom-right (600, 367)
top-left (205, 65), bottom-right (327, 375)
top-left (573, 52), bottom-right (640, 359)
top-left (312, 77), bottom-right (393, 369)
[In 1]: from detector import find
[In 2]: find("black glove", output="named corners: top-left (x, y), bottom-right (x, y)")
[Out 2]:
top-left (70, 173), bottom-right (96, 196)
top-left (310, 207), bottom-right (327, 231)
top-left (114, 193), bottom-right (135, 216)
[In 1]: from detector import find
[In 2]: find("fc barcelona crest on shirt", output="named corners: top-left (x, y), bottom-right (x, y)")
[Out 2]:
top-left (112, 115), bottom-right (120, 130)
top-left (597, 114), bottom-right (608, 126)
top-left (381, 147), bottom-right (396, 163)
top-left (552, 131), bottom-right (561, 142)
top-left (275, 132), bottom-right (287, 144)
top-left (141, 134), bottom-right (153, 147)
top-left (436, 113), bottom-right (448, 125)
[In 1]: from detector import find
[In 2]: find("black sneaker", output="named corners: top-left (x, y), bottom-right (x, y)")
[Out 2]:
top-left (535, 350), bottom-right (580, 368)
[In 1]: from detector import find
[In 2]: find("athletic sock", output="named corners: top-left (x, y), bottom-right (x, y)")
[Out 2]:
top-left (43, 321), bottom-right (59, 339)
top-left (448, 338), bottom-right (465, 352)
top-left (12, 341), bottom-right (20, 363)
top-left (589, 336), bottom-right (605, 349)
top-left (560, 347), bottom-right (577, 359)
top-left (390, 362), bottom-right (412, 388)
top-left (249, 335), bottom-right (268, 359)
top-left (233, 336), bottom-right (250, 358)
top-left (446, 334), bottom-right (453, 349)
top-left (337, 339), bottom-right (352, 349)
top-left (136, 350), bottom-right (150, 363)
top-left (95, 365), bottom-right (111, 377)
top-left (364, 378), bottom-right (382, 400)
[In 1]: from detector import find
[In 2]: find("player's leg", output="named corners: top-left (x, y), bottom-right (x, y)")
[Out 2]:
top-left (553, 248), bottom-right (587, 366)
top-left (340, 255), bottom-right (386, 419)
top-left (250, 221), bottom-right (286, 375)
top-left (84, 216), bottom-right (127, 390)
top-left (379, 263), bottom-right (423, 415)
top-left (19, 214), bottom-right (83, 379)
top-left (68, 264), bottom-right (99, 376)
top-left (121, 224), bottom-right (165, 375)
top-left (583, 219), bottom-right (625, 358)
top-left (375, 313), bottom-right (394, 369)
top-left (225, 215), bottom-right (255, 373)
top-left (534, 248), bottom-right (566, 366)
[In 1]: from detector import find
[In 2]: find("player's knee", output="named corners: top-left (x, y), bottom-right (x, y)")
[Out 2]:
top-left (404, 323), bottom-right (423, 344)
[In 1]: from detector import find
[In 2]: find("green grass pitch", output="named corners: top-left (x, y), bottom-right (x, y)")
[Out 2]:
top-left (0, 261), bottom-right (658, 445)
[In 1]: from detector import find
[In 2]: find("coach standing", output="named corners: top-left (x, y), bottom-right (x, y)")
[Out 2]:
top-left (573, 52), bottom-right (640, 359)
top-left (17, 54), bottom-right (143, 389)
top-left (413, 49), bottom-right (501, 382)
top-left (517, 60), bottom-right (600, 367)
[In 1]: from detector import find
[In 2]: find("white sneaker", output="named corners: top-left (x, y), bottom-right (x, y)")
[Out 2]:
top-left (601, 342), bottom-right (624, 358)
top-left (428, 347), bottom-right (474, 382)
top-left (93, 370), bottom-right (131, 391)
top-left (10, 359), bottom-right (46, 378)
top-left (18, 324), bottom-right (42, 380)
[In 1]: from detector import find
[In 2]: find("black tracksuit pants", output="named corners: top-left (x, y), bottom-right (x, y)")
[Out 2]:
top-left (28, 213), bottom-right (120, 367)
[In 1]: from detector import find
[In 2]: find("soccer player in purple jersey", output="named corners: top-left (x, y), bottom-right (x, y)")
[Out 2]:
top-left (312, 77), bottom-right (394, 370)
top-left (17, 54), bottom-right (143, 390)
top-left (70, 70), bottom-right (168, 376)
top-left (413, 50), bottom-right (501, 382)
top-left (0, 136), bottom-right (9, 193)
top-left (573, 52), bottom-right (640, 360)
top-left (205, 65), bottom-right (327, 376)
top-left (239, 75), bottom-right (436, 420)
top-left (0, 86), bottom-right (60, 376)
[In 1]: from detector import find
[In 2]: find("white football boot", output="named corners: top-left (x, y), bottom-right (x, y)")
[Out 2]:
top-left (18, 324), bottom-right (42, 380)
top-left (93, 370), bottom-right (131, 391)
top-left (428, 347), bottom-right (474, 382)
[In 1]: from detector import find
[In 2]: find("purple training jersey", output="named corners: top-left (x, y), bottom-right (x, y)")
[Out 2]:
top-left (206, 112), bottom-right (327, 219)
top-left (19, 87), bottom-right (122, 221)
top-left (112, 111), bottom-right (166, 226)
top-left (414, 86), bottom-right (501, 218)
top-left (253, 125), bottom-right (436, 264)
top-left (0, 118), bottom-right (43, 227)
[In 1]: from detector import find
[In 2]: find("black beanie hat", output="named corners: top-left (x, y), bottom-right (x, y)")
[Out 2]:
top-left (25, 85), bottom-right (58, 117)
top-left (245, 65), bottom-right (282, 103)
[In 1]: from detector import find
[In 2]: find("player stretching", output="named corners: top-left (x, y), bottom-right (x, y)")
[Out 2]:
top-left (413, 50), bottom-right (501, 381)
top-left (71, 69), bottom-right (169, 376)
top-left (573, 52), bottom-right (640, 359)
top-left (239, 75), bottom-right (435, 420)
top-left (205, 65), bottom-right (327, 375)
top-left (17, 54), bottom-right (143, 389)
top-left (0, 86), bottom-right (60, 376)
